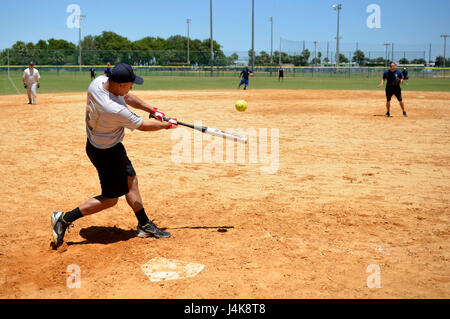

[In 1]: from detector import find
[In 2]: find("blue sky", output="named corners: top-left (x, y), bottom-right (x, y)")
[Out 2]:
top-left (1, 0), bottom-right (449, 57)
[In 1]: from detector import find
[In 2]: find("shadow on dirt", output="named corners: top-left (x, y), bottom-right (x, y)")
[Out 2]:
top-left (67, 226), bottom-right (136, 246)
top-left (67, 225), bottom-right (235, 246)
top-left (169, 226), bottom-right (234, 232)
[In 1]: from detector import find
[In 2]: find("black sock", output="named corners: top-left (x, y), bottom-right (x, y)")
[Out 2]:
top-left (62, 207), bottom-right (83, 224)
top-left (135, 208), bottom-right (150, 226)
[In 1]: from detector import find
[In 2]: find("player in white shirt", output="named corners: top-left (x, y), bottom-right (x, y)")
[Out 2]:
top-left (22, 62), bottom-right (40, 105)
top-left (50, 63), bottom-right (179, 250)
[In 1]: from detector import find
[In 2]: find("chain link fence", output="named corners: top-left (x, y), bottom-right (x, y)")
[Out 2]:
top-left (1, 49), bottom-right (448, 79)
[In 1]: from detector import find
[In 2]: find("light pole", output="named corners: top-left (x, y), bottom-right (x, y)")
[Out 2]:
top-left (326, 40), bottom-right (329, 63)
top-left (270, 16), bottom-right (273, 65)
top-left (186, 18), bottom-right (191, 65)
top-left (392, 42), bottom-right (395, 62)
top-left (270, 16), bottom-right (273, 76)
top-left (279, 37), bottom-right (282, 65)
top-left (251, 0), bottom-right (255, 71)
top-left (313, 41), bottom-right (318, 66)
top-left (441, 35), bottom-right (449, 67)
top-left (429, 43), bottom-right (432, 66)
top-left (75, 14), bottom-right (86, 71)
top-left (384, 42), bottom-right (391, 66)
top-left (210, 0), bottom-right (213, 76)
top-left (333, 4), bottom-right (342, 66)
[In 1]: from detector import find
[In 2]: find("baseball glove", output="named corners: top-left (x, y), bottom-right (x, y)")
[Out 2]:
top-left (393, 76), bottom-right (401, 86)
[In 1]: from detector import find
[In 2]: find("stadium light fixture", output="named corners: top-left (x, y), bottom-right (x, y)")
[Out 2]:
top-left (333, 4), bottom-right (342, 66)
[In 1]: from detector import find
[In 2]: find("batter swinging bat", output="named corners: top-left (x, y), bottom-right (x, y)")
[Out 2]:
top-left (150, 114), bottom-right (248, 144)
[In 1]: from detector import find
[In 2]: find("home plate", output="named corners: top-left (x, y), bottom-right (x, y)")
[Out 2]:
top-left (141, 257), bottom-right (205, 282)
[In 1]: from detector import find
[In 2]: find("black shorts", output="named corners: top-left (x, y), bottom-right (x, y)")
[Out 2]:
top-left (86, 139), bottom-right (136, 198)
top-left (386, 85), bottom-right (402, 102)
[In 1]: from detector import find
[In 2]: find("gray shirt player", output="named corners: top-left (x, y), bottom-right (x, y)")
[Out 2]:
top-left (85, 75), bottom-right (143, 149)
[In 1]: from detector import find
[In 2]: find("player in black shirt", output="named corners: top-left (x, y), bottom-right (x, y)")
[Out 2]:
top-left (104, 62), bottom-right (112, 77)
top-left (278, 66), bottom-right (284, 82)
top-left (377, 62), bottom-right (408, 117)
top-left (238, 66), bottom-right (254, 90)
top-left (402, 68), bottom-right (409, 85)
top-left (89, 67), bottom-right (96, 81)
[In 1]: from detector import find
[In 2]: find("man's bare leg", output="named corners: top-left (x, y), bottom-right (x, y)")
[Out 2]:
top-left (78, 196), bottom-right (118, 216)
top-left (386, 101), bottom-right (391, 116)
top-left (400, 101), bottom-right (407, 117)
top-left (125, 175), bottom-right (143, 213)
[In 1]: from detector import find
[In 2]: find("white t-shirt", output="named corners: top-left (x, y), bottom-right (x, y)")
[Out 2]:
top-left (23, 68), bottom-right (40, 84)
top-left (85, 76), bottom-right (143, 149)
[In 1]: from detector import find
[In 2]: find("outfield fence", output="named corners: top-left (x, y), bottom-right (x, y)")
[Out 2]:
top-left (1, 48), bottom-right (448, 68)
top-left (1, 65), bottom-right (449, 79)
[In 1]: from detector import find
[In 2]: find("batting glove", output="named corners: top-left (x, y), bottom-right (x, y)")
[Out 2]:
top-left (24, 84), bottom-right (27, 88)
top-left (166, 118), bottom-right (178, 129)
top-left (152, 108), bottom-right (166, 122)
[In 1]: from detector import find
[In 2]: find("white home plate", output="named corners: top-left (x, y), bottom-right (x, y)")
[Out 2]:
top-left (141, 257), bottom-right (205, 282)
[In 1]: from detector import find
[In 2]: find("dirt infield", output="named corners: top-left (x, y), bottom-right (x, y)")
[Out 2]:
top-left (0, 89), bottom-right (449, 299)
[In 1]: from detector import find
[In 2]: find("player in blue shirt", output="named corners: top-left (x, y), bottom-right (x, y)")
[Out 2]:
top-left (377, 62), bottom-right (408, 117)
top-left (104, 62), bottom-right (112, 77)
top-left (402, 68), bottom-right (409, 85)
top-left (238, 66), bottom-right (254, 90)
top-left (89, 67), bottom-right (96, 81)
top-left (278, 65), bottom-right (284, 82)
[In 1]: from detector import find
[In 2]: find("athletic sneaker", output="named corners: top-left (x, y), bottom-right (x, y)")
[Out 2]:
top-left (50, 211), bottom-right (70, 249)
top-left (403, 111), bottom-right (408, 117)
top-left (385, 112), bottom-right (391, 117)
top-left (136, 221), bottom-right (171, 238)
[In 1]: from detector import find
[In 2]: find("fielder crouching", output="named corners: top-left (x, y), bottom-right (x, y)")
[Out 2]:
top-left (51, 63), bottom-right (178, 250)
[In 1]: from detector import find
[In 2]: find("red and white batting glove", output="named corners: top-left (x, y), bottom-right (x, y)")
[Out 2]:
top-left (151, 107), bottom-right (166, 122)
top-left (166, 118), bottom-right (178, 129)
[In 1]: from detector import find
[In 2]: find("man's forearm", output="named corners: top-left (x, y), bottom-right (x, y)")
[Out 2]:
top-left (137, 120), bottom-right (170, 131)
top-left (124, 93), bottom-right (155, 114)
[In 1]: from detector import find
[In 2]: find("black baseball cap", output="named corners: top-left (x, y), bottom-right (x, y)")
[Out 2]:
top-left (109, 63), bottom-right (143, 85)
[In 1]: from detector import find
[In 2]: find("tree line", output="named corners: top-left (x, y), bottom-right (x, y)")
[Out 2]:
top-left (252, 49), bottom-right (449, 67)
top-left (1, 31), bottom-right (448, 67)
top-left (0, 31), bottom-right (236, 66)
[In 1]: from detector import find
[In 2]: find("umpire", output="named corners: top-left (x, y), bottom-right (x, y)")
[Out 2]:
top-left (51, 63), bottom-right (178, 250)
top-left (378, 62), bottom-right (408, 117)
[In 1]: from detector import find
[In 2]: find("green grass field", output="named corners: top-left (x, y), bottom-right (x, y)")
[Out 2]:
top-left (2, 71), bottom-right (450, 95)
